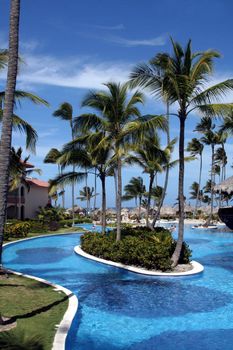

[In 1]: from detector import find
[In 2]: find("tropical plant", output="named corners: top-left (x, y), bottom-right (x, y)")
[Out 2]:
top-left (189, 181), bottom-right (203, 205)
top-left (74, 82), bottom-right (166, 240)
top-left (78, 186), bottom-right (98, 213)
top-left (186, 138), bottom-right (204, 214)
top-left (122, 177), bottom-right (146, 220)
top-left (130, 38), bottom-right (233, 266)
top-left (0, 329), bottom-right (43, 350)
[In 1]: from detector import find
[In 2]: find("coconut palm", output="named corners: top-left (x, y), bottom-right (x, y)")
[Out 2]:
top-left (74, 82), bottom-right (166, 240)
top-left (44, 148), bottom-right (65, 208)
top-left (130, 38), bottom-right (233, 266)
top-left (50, 135), bottom-right (115, 233)
top-left (122, 177), bottom-right (146, 220)
top-left (53, 103), bottom-right (76, 224)
top-left (126, 134), bottom-right (175, 227)
top-left (78, 186), bottom-right (98, 213)
top-left (189, 181), bottom-right (203, 205)
top-left (0, 0), bottom-right (21, 269)
top-left (186, 138), bottom-right (204, 215)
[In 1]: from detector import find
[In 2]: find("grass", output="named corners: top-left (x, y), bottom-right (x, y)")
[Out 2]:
top-left (0, 273), bottom-right (69, 350)
top-left (4, 225), bottom-right (84, 244)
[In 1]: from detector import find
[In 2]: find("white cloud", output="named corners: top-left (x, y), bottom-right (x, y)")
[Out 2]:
top-left (107, 35), bottom-right (166, 47)
top-left (88, 24), bottom-right (125, 31)
top-left (0, 53), bottom-right (132, 90)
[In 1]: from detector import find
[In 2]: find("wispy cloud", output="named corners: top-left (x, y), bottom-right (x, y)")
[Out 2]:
top-left (87, 24), bottom-right (125, 31)
top-left (107, 35), bottom-right (166, 47)
top-left (0, 53), bottom-right (132, 90)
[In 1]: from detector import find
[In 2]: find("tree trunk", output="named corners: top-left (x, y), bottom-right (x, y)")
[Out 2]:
top-left (195, 152), bottom-right (202, 215)
top-left (171, 116), bottom-right (185, 267)
top-left (209, 144), bottom-right (215, 224)
top-left (116, 157), bottom-right (122, 241)
top-left (94, 167), bottom-right (97, 210)
top-left (151, 101), bottom-right (170, 227)
top-left (146, 173), bottom-right (154, 227)
top-left (100, 174), bottom-right (106, 234)
top-left (0, 0), bottom-right (20, 268)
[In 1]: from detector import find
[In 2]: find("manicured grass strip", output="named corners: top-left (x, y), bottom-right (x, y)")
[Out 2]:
top-left (0, 273), bottom-right (68, 350)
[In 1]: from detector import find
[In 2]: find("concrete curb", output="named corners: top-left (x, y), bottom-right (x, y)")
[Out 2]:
top-left (3, 233), bottom-right (79, 350)
top-left (74, 245), bottom-right (204, 277)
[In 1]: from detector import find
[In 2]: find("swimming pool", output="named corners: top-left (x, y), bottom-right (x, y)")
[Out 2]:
top-left (3, 226), bottom-right (233, 349)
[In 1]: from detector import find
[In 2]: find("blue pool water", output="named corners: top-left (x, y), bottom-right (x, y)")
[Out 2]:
top-left (3, 225), bottom-right (233, 349)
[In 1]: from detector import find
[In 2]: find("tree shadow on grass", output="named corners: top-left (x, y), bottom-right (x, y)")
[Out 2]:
top-left (2, 292), bottom-right (72, 325)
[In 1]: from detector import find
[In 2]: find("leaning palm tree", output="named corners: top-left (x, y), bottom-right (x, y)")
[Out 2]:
top-left (130, 38), bottom-right (233, 266)
top-left (186, 138), bottom-right (204, 215)
top-left (122, 177), bottom-right (146, 220)
top-left (74, 82), bottom-right (166, 240)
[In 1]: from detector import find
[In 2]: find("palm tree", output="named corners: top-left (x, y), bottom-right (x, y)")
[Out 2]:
top-left (44, 148), bottom-right (65, 208)
top-left (196, 117), bottom-right (221, 222)
top-left (189, 181), bottom-right (203, 205)
top-left (78, 186), bottom-right (98, 213)
top-left (130, 38), bottom-right (233, 266)
top-left (126, 134), bottom-right (174, 227)
top-left (122, 177), bottom-right (146, 220)
top-left (186, 138), bottom-right (204, 215)
top-left (53, 103), bottom-right (76, 224)
top-left (0, 0), bottom-right (21, 269)
top-left (74, 82), bottom-right (166, 240)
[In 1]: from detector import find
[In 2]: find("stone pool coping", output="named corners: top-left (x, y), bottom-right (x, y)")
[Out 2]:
top-left (74, 245), bottom-right (204, 276)
top-left (3, 233), bottom-right (79, 350)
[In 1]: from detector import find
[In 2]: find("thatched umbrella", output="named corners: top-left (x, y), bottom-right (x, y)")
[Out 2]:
top-left (160, 205), bottom-right (176, 217)
top-left (214, 176), bottom-right (233, 195)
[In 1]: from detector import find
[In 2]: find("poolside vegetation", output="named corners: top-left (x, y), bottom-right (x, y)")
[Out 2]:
top-left (81, 226), bottom-right (191, 271)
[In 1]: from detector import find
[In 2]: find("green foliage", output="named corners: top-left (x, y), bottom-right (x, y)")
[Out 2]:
top-left (37, 206), bottom-right (67, 224)
top-left (5, 222), bottom-right (31, 239)
top-left (59, 217), bottom-right (92, 227)
top-left (81, 227), bottom-right (192, 271)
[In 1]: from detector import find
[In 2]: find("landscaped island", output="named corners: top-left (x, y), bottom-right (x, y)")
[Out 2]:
top-left (81, 226), bottom-right (191, 272)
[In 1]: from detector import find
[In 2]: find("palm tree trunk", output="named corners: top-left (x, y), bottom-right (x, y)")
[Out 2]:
top-left (94, 167), bottom-right (97, 210)
top-left (114, 168), bottom-right (117, 210)
top-left (0, 0), bottom-right (20, 268)
top-left (138, 196), bottom-right (142, 222)
top-left (152, 101), bottom-right (170, 227)
top-left (146, 173), bottom-right (154, 227)
top-left (171, 116), bottom-right (185, 267)
top-left (195, 152), bottom-right (203, 215)
top-left (116, 157), bottom-right (122, 241)
top-left (209, 144), bottom-right (215, 223)
top-left (100, 174), bottom-right (106, 234)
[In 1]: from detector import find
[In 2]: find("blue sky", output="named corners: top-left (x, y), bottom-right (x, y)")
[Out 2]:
top-left (0, 0), bottom-right (233, 208)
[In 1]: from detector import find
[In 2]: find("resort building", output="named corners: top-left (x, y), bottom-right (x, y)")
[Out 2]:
top-left (7, 160), bottom-right (50, 220)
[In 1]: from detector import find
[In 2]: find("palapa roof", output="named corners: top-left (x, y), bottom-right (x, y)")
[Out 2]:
top-left (214, 176), bottom-right (233, 194)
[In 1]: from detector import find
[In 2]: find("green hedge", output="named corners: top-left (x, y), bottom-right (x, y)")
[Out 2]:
top-left (59, 217), bottom-right (92, 227)
top-left (81, 227), bottom-right (191, 271)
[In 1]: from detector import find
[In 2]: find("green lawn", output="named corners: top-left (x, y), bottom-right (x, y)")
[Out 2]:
top-left (0, 273), bottom-right (69, 350)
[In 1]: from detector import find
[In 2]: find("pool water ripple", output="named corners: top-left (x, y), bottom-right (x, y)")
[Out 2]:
top-left (3, 226), bottom-right (233, 349)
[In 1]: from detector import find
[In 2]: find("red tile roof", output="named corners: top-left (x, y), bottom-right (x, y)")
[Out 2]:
top-left (27, 178), bottom-right (49, 188)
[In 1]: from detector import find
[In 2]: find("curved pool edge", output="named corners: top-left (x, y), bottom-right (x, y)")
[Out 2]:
top-left (3, 234), bottom-right (79, 350)
top-left (74, 245), bottom-right (204, 277)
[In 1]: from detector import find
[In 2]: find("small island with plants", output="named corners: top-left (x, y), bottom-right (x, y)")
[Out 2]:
top-left (80, 226), bottom-right (192, 272)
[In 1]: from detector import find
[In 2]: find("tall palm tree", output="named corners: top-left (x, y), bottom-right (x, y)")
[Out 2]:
top-left (44, 148), bottom-right (65, 208)
top-left (186, 138), bottom-right (204, 215)
top-left (126, 134), bottom-right (175, 227)
top-left (53, 103), bottom-right (76, 224)
top-left (74, 82), bottom-right (166, 240)
top-left (130, 38), bottom-right (233, 266)
top-left (122, 177), bottom-right (146, 220)
top-left (0, 0), bottom-right (21, 269)
top-left (189, 181), bottom-right (203, 205)
top-left (196, 117), bottom-right (221, 222)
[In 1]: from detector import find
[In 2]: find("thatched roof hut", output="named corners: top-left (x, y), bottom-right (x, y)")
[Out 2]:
top-left (214, 176), bottom-right (233, 194)
top-left (160, 206), bottom-right (176, 217)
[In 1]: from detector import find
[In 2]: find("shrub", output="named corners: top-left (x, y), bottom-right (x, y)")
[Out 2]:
top-left (5, 222), bottom-right (31, 238)
top-left (59, 217), bottom-right (92, 227)
top-left (81, 227), bottom-right (192, 271)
